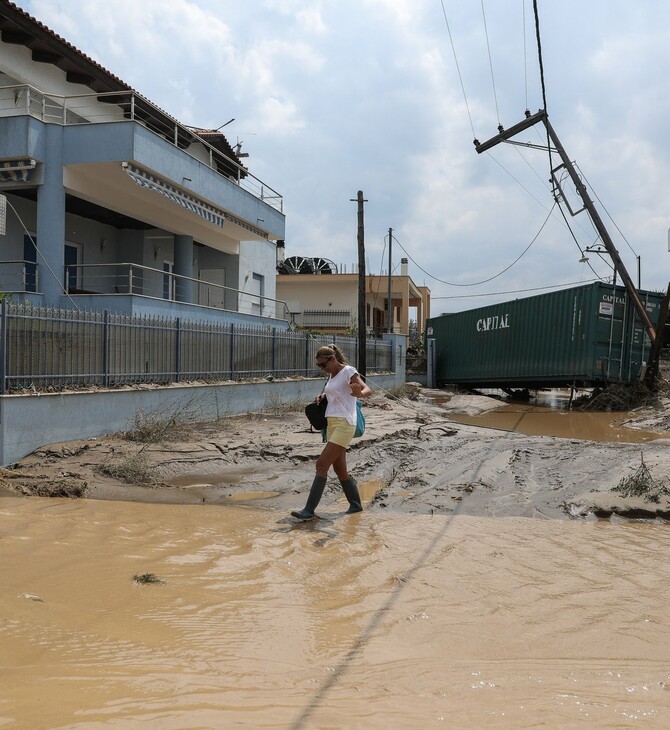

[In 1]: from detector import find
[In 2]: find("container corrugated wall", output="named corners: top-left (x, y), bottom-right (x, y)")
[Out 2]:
top-left (426, 283), bottom-right (663, 387)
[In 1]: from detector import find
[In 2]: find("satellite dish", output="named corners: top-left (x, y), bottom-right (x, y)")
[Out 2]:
top-left (277, 256), bottom-right (339, 275)
top-left (311, 257), bottom-right (338, 274)
top-left (278, 256), bottom-right (315, 274)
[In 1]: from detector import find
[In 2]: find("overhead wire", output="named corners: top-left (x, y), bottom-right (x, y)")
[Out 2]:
top-left (480, 0), bottom-right (501, 126)
top-left (522, 0), bottom-right (528, 111)
top-left (439, 0), bottom-right (477, 140)
top-left (431, 277), bottom-right (601, 300)
top-left (578, 167), bottom-right (639, 258)
top-left (436, 2), bottom-right (608, 301)
top-left (391, 200), bottom-right (555, 287)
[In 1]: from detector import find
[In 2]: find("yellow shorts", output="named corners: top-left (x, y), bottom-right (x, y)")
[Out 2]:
top-left (326, 417), bottom-right (356, 448)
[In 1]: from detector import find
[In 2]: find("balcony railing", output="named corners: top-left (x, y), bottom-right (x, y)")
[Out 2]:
top-left (0, 83), bottom-right (283, 213)
top-left (0, 259), bottom-right (40, 293)
top-left (64, 263), bottom-right (290, 320)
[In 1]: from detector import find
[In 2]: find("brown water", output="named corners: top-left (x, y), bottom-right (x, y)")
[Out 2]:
top-left (449, 404), bottom-right (667, 443)
top-left (2, 494), bottom-right (669, 728)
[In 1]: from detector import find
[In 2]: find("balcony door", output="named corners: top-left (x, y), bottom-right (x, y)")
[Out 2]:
top-left (23, 234), bottom-right (37, 292)
top-left (64, 242), bottom-right (80, 292)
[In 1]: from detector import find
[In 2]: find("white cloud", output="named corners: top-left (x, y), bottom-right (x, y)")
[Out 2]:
top-left (21, 0), bottom-right (670, 310)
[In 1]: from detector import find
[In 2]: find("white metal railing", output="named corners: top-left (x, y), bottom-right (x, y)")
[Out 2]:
top-left (0, 259), bottom-right (40, 293)
top-left (0, 83), bottom-right (283, 213)
top-left (64, 262), bottom-right (290, 321)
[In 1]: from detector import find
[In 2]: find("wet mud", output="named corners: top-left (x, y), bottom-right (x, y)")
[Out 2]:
top-left (3, 387), bottom-right (670, 726)
top-left (3, 387), bottom-right (670, 521)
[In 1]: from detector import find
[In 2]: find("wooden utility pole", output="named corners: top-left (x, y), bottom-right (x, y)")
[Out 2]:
top-left (387, 227), bottom-right (393, 333)
top-left (351, 190), bottom-right (367, 376)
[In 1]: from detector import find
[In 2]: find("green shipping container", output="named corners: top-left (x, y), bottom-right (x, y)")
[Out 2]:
top-left (426, 282), bottom-right (663, 388)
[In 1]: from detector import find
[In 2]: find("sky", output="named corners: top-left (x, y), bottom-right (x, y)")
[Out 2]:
top-left (21, 0), bottom-right (670, 314)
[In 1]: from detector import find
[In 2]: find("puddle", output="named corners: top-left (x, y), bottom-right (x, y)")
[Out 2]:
top-left (226, 490), bottom-right (281, 501)
top-left (168, 464), bottom-right (286, 488)
top-left (2, 497), bottom-right (670, 727)
top-left (449, 404), bottom-right (668, 443)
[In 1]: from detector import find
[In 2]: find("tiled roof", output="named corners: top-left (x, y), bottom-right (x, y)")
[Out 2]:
top-left (0, 0), bottom-right (241, 163)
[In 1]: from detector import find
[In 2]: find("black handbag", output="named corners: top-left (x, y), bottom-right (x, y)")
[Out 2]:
top-left (305, 396), bottom-right (328, 431)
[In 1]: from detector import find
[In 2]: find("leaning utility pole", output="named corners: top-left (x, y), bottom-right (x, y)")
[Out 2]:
top-left (351, 190), bottom-right (368, 376)
top-left (474, 109), bottom-right (657, 345)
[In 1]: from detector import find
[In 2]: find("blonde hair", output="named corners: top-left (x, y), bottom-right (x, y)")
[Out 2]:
top-left (316, 344), bottom-right (347, 364)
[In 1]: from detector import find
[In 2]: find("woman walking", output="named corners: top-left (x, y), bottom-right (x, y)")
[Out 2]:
top-left (292, 344), bottom-right (372, 520)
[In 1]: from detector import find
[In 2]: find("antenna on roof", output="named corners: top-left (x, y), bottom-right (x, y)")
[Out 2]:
top-left (215, 118), bottom-right (235, 131)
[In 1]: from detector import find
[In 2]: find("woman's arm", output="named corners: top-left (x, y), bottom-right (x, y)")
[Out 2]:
top-left (349, 373), bottom-right (372, 399)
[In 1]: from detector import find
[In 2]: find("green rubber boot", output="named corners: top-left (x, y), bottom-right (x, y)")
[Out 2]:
top-left (291, 475), bottom-right (327, 520)
top-left (340, 478), bottom-right (362, 514)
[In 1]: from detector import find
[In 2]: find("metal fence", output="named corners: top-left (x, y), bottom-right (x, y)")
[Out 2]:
top-left (0, 302), bottom-right (393, 393)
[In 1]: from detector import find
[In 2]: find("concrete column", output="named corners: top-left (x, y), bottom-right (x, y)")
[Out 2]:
top-left (36, 126), bottom-right (66, 305)
top-left (173, 235), bottom-right (194, 303)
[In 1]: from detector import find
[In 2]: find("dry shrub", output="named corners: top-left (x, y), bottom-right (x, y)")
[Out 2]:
top-left (97, 452), bottom-right (157, 486)
top-left (612, 453), bottom-right (670, 504)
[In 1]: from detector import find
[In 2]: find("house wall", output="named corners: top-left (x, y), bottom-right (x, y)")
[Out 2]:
top-left (0, 333), bottom-right (406, 466)
top-left (276, 275), bottom-right (358, 320)
top-left (238, 240), bottom-right (278, 316)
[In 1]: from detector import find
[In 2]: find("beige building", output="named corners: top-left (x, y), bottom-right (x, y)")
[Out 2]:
top-left (276, 254), bottom-right (430, 339)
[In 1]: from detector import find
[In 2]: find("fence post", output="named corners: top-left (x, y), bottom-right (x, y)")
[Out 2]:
top-left (102, 309), bottom-right (110, 387)
top-left (305, 333), bottom-right (309, 376)
top-left (0, 299), bottom-right (6, 395)
top-left (271, 327), bottom-right (276, 372)
top-left (230, 323), bottom-right (235, 379)
top-left (175, 317), bottom-right (181, 383)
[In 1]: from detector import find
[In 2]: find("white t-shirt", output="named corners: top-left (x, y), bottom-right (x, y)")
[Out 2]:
top-left (324, 364), bottom-right (358, 425)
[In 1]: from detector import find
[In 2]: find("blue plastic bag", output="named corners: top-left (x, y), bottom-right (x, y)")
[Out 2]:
top-left (354, 400), bottom-right (365, 437)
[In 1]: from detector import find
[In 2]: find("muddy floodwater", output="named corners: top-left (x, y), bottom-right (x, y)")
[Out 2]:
top-left (2, 494), bottom-right (670, 729)
top-left (449, 403), bottom-right (668, 443)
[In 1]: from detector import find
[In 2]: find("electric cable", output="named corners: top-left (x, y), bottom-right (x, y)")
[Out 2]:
top-left (431, 277), bottom-right (602, 300)
top-left (391, 200), bottom-right (555, 287)
top-left (480, 0), bottom-right (501, 126)
top-left (522, 0), bottom-right (528, 111)
top-left (578, 166), bottom-right (639, 257)
top-left (554, 198), bottom-right (608, 281)
top-left (439, 0), bottom-right (477, 140)
top-left (531, 0), bottom-right (553, 178)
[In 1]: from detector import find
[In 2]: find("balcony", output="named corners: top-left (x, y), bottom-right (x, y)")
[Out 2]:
top-left (59, 263), bottom-right (290, 323)
top-left (0, 83), bottom-right (282, 213)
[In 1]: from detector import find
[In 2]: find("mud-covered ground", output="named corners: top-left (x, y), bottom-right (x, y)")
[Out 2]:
top-left (3, 384), bottom-right (670, 521)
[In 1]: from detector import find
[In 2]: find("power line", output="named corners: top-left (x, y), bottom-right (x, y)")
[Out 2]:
top-left (432, 277), bottom-right (602, 300)
top-left (391, 200), bottom-right (555, 287)
top-left (480, 0), bottom-right (501, 126)
top-left (439, 0), bottom-right (476, 140)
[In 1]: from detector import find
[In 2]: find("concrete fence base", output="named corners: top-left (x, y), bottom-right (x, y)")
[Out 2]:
top-left (0, 373), bottom-right (404, 466)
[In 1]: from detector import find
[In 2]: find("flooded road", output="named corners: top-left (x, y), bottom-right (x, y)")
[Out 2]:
top-left (449, 403), bottom-right (668, 443)
top-left (2, 494), bottom-right (669, 729)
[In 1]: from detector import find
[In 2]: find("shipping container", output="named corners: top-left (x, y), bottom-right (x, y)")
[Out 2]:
top-left (426, 282), bottom-right (663, 388)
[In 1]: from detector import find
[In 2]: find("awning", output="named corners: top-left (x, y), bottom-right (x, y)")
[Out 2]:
top-left (121, 162), bottom-right (225, 227)
top-left (0, 158), bottom-right (37, 182)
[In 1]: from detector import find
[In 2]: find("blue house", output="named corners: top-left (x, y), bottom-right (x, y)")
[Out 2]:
top-left (0, 0), bottom-right (287, 326)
